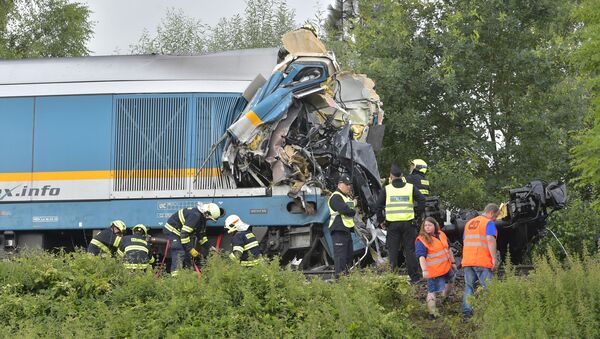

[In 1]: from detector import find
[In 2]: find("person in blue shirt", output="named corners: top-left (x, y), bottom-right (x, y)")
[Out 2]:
top-left (416, 217), bottom-right (457, 319)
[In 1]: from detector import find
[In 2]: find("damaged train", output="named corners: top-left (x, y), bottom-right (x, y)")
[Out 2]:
top-left (0, 28), bottom-right (384, 269)
top-left (0, 27), bottom-right (566, 269)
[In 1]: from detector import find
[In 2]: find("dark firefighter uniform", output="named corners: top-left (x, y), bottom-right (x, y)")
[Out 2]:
top-left (87, 221), bottom-right (125, 256)
top-left (405, 171), bottom-right (431, 196)
top-left (230, 230), bottom-right (262, 267)
top-left (118, 226), bottom-right (155, 270)
top-left (328, 184), bottom-right (356, 277)
top-left (374, 168), bottom-right (426, 282)
top-left (163, 208), bottom-right (210, 275)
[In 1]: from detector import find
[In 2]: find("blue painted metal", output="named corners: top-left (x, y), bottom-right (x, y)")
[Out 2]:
top-left (0, 194), bottom-right (329, 230)
top-left (34, 96), bottom-right (113, 171)
top-left (0, 98), bottom-right (34, 173)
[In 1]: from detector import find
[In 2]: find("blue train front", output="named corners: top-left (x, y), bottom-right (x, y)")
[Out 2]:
top-left (0, 30), bottom-right (385, 269)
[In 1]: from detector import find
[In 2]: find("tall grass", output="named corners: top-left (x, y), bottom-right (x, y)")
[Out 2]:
top-left (473, 251), bottom-right (600, 338)
top-left (0, 250), bottom-right (420, 338)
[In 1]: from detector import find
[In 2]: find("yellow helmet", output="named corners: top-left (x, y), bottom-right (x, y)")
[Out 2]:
top-left (132, 224), bottom-right (148, 236)
top-left (111, 220), bottom-right (126, 233)
top-left (411, 159), bottom-right (428, 174)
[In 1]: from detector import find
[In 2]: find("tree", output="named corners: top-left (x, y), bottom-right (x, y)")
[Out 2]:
top-left (0, 0), bottom-right (93, 59)
top-left (131, 0), bottom-right (296, 55)
top-left (571, 0), bottom-right (600, 209)
top-left (325, 0), bottom-right (358, 42)
top-left (129, 7), bottom-right (208, 55)
top-left (353, 0), bottom-right (585, 208)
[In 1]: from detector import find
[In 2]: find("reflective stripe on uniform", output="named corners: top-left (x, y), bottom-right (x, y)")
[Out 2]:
top-left (199, 236), bottom-right (208, 245)
top-left (91, 239), bottom-right (111, 254)
top-left (245, 233), bottom-right (255, 239)
top-left (131, 238), bottom-right (147, 245)
top-left (113, 236), bottom-right (122, 248)
top-left (420, 189), bottom-right (430, 195)
top-left (124, 245), bottom-right (149, 253)
top-left (421, 180), bottom-right (430, 185)
top-left (182, 225), bottom-right (194, 233)
top-left (427, 248), bottom-right (449, 258)
top-left (233, 245), bottom-right (244, 253)
top-left (164, 223), bottom-right (181, 236)
top-left (181, 237), bottom-right (191, 244)
top-left (244, 241), bottom-right (259, 251)
top-left (117, 249), bottom-right (124, 257)
top-left (178, 209), bottom-right (187, 226)
top-left (240, 259), bottom-right (260, 267)
top-left (229, 253), bottom-right (237, 260)
top-left (124, 263), bottom-right (149, 270)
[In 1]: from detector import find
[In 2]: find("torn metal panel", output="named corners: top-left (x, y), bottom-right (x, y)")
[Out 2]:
top-left (221, 27), bottom-right (385, 217)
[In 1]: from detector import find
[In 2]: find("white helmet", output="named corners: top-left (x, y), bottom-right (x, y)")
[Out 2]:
top-left (197, 202), bottom-right (222, 221)
top-left (224, 214), bottom-right (249, 233)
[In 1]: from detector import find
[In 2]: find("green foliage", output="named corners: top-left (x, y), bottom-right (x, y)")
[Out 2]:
top-left (0, 0), bottom-right (93, 58)
top-left (571, 0), bottom-right (600, 210)
top-left (130, 8), bottom-right (209, 55)
top-left (534, 194), bottom-right (600, 259)
top-left (131, 1), bottom-right (296, 55)
top-left (472, 252), bottom-right (600, 338)
top-left (352, 0), bottom-right (585, 199)
top-left (0, 251), bottom-right (420, 338)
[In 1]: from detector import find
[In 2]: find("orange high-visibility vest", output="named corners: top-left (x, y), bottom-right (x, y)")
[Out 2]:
top-left (461, 215), bottom-right (494, 268)
top-left (416, 231), bottom-right (451, 278)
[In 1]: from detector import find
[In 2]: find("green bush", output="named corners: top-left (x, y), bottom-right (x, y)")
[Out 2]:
top-left (472, 252), bottom-right (600, 338)
top-left (0, 250), bottom-right (421, 338)
top-left (534, 195), bottom-right (600, 259)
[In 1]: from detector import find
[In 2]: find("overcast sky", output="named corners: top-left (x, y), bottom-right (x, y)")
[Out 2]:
top-left (81, 0), bottom-right (330, 55)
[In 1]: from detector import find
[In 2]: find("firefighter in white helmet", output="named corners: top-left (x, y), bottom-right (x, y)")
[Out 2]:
top-left (163, 202), bottom-right (223, 275)
top-left (225, 214), bottom-right (262, 267)
top-left (87, 220), bottom-right (126, 256)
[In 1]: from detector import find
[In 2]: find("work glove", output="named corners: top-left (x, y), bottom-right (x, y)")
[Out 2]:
top-left (190, 248), bottom-right (199, 258)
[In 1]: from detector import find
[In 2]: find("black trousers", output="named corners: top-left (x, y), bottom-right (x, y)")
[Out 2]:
top-left (387, 220), bottom-right (420, 281)
top-left (332, 231), bottom-right (353, 277)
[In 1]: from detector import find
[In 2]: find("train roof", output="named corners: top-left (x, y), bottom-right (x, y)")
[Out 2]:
top-left (0, 48), bottom-right (278, 97)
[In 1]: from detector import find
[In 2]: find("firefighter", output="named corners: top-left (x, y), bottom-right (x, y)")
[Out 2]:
top-left (461, 203), bottom-right (499, 318)
top-left (406, 159), bottom-right (431, 197)
top-left (118, 224), bottom-right (155, 270)
top-left (374, 164), bottom-right (426, 283)
top-left (163, 202), bottom-right (223, 276)
top-left (224, 215), bottom-right (262, 267)
top-left (328, 173), bottom-right (356, 277)
top-left (87, 220), bottom-right (126, 256)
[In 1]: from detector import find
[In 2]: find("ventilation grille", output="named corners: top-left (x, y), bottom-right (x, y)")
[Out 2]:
top-left (113, 97), bottom-right (189, 191)
top-left (192, 95), bottom-right (246, 190)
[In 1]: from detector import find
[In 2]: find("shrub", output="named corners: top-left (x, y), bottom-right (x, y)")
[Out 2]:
top-left (0, 250), bottom-right (421, 338)
top-left (472, 252), bottom-right (600, 338)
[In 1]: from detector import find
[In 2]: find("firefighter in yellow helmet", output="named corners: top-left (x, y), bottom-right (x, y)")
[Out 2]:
top-left (406, 159), bottom-right (431, 197)
top-left (117, 224), bottom-right (155, 270)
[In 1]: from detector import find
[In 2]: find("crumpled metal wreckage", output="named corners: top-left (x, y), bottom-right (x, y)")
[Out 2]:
top-left (222, 28), bottom-right (385, 219)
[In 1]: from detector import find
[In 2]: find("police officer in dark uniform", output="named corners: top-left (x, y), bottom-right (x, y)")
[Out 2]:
top-left (117, 224), bottom-right (155, 270)
top-left (405, 159), bottom-right (431, 196)
top-left (327, 174), bottom-right (356, 277)
top-left (374, 164), bottom-right (426, 283)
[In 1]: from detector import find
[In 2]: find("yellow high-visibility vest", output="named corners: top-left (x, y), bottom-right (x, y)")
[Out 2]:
top-left (385, 183), bottom-right (415, 221)
top-left (328, 191), bottom-right (355, 228)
